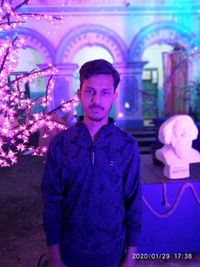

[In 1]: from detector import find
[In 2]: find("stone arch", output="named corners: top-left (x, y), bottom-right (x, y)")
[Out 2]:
top-left (56, 24), bottom-right (128, 64)
top-left (129, 22), bottom-right (195, 61)
top-left (8, 27), bottom-right (56, 63)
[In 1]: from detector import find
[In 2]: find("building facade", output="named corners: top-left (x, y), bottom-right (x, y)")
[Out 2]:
top-left (15, 0), bottom-right (200, 126)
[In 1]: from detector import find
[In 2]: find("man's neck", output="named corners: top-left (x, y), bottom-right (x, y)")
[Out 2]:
top-left (83, 116), bottom-right (109, 141)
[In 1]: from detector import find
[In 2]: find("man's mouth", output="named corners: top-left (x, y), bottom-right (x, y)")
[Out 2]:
top-left (90, 105), bottom-right (104, 111)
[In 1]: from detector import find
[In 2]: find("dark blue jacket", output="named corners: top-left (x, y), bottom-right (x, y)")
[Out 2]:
top-left (41, 117), bottom-right (142, 267)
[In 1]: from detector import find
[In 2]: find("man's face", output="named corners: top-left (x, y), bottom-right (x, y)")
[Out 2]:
top-left (77, 74), bottom-right (118, 122)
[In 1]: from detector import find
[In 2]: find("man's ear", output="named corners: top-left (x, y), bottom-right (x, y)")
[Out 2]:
top-left (77, 89), bottom-right (81, 100)
top-left (113, 91), bottom-right (118, 103)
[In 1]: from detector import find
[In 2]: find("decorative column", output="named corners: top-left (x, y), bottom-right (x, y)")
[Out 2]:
top-left (114, 61), bottom-right (147, 128)
top-left (38, 63), bottom-right (78, 111)
top-left (53, 63), bottom-right (78, 110)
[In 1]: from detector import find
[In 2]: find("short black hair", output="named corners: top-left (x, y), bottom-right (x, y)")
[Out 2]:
top-left (79, 59), bottom-right (120, 91)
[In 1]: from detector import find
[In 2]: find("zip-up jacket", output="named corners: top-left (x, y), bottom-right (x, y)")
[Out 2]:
top-left (41, 117), bottom-right (142, 267)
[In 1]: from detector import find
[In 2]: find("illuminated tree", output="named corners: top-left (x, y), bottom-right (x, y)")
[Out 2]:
top-left (0, 0), bottom-right (79, 167)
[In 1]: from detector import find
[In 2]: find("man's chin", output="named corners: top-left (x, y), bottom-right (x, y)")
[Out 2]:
top-left (88, 115), bottom-right (104, 122)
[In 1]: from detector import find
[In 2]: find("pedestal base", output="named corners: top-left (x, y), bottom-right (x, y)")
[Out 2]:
top-left (164, 164), bottom-right (190, 179)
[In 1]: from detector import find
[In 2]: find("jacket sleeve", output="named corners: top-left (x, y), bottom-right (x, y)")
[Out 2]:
top-left (124, 141), bottom-right (143, 247)
top-left (41, 136), bottom-right (63, 246)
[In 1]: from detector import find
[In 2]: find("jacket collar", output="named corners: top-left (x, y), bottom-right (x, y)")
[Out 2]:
top-left (75, 116), bottom-right (115, 145)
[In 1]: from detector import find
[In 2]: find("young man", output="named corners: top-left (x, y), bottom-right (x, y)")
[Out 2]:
top-left (41, 59), bottom-right (142, 267)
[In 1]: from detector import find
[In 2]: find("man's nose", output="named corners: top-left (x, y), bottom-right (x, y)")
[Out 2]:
top-left (92, 92), bottom-right (101, 104)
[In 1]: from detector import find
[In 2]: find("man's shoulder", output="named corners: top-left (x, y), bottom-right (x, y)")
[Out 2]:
top-left (113, 125), bottom-right (137, 146)
top-left (50, 123), bottom-right (78, 145)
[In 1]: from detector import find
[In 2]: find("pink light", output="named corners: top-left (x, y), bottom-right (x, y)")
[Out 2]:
top-left (0, 1), bottom-right (76, 167)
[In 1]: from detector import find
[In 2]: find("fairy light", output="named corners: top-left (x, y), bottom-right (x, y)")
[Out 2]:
top-left (124, 101), bottom-right (130, 109)
top-left (0, 1), bottom-right (71, 167)
top-left (118, 112), bottom-right (124, 118)
top-left (0, 1), bottom-right (62, 32)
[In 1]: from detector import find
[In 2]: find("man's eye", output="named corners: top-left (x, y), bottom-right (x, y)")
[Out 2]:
top-left (102, 91), bottom-right (110, 95)
top-left (86, 90), bottom-right (93, 94)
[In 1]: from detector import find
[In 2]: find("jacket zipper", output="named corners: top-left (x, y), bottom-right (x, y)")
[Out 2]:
top-left (91, 143), bottom-right (95, 165)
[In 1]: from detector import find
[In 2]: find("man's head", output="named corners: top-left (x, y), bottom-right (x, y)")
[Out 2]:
top-left (77, 59), bottom-right (120, 123)
top-left (79, 59), bottom-right (120, 91)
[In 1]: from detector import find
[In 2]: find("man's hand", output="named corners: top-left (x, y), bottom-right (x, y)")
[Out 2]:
top-left (120, 257), bottom-right (136, 267)
top-left (120, 246), bottom-right (137, 267)
top-left (48, 258), bottom-right (67, 267)
top-left (48, 244), bottom-right (67, 267)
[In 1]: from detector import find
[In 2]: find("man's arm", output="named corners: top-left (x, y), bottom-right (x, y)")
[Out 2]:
top-left (41, 137), bottom-right (66, 267)
top-left (121, 142), bottom-right (143, 266)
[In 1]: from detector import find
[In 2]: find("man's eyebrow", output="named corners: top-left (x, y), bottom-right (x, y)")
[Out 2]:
top-left (84, 87), bottom-right (95, 90)
top-left (84, 87), bottom-right (112, 91)
top-left (101, 88), bottom-right (112, 91)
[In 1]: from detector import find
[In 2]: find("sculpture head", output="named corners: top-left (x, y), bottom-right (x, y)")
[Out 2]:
top-left (158, 115), bottom-right (198, 159)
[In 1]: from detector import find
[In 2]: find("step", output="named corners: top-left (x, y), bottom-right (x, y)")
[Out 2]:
top-left (134, 136), bottom-right (156, 143)
top-left (139, 146), bottom-right (153, 154)
top-left (130, 131), bottom-right (156, 138)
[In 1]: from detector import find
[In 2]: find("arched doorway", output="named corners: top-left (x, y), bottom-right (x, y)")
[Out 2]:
top-left (6, 27), bottom-right (56, 112)
top-left (56, 24), bottom-right (127, 64)
top-left (56, 24), bottom-right (128, 119)
top-left (15, 47), bottom-right (46, 113)
top-left (129, 22), bottom-right (195, 121)
top-left (142, 44), bottom-right (173, 119)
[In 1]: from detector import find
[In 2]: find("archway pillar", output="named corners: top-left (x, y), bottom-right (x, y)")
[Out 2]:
top-left (38, 63), bottom-right (78, 111)
top-left (53, 63), bottom-right (78, 109)
top-left (114, 61), bottom-right (148, 128)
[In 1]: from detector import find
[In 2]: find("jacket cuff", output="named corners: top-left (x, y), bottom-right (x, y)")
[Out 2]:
top-left (126, 233), bottom-right (139, 247)
top-left (46, 227), bottom-right (61, 246)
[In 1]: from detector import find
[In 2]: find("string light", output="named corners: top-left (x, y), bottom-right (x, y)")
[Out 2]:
top-left (0, 0), bottom-right (78, 167)
top-left (0, 1), bottom-right (63, 32)
top-left (118, 112), bottom-right (124, 118)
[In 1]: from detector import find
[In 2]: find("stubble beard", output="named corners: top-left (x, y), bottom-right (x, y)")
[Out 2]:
top-left (84, 103), bottom-right (113, 123)
top-left (87, 114), bottom-right (105, 122)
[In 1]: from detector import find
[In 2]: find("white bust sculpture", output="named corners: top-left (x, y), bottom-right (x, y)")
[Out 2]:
top-left (155, 115), bottom-right (200, 178)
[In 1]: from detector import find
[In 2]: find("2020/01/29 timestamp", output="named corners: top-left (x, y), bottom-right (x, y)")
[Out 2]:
top-left (132, 253), bottom-right (193, 260)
